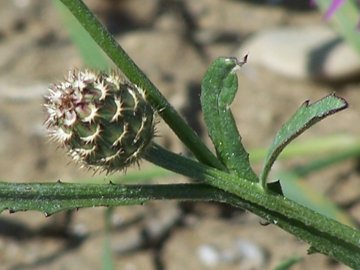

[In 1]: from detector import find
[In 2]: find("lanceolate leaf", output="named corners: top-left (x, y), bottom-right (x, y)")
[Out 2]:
top-left (260, 94), bottom-right (348, 187)
top-left (200, 57), bottom-right (258, 182)
top-left (277, 143), bottom-right (360, 227)
top-left (54, 0), bottom-right (110, 70)
top-left (273, 256), bottom-right (302, 270)
top-left (144, 144), bottom-right (360, 268)
top-left (278, 171), bottom-right (354, 227)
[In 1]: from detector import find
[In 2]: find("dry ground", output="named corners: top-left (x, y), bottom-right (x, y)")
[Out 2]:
top-left (0, 1), bottom-right (359, 269)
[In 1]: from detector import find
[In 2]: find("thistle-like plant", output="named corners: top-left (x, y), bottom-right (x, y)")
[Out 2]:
top-left (1, 0), bottom-right (360, 268)
top-left (44, 70), bottom-right (155, 172)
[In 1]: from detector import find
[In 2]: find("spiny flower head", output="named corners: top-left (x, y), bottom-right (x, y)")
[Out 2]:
top-left (44, 69), bottom-right (155, 173)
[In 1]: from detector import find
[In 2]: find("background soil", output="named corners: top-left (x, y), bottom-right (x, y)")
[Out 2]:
top-left (0, 0), bottom-right (359, 269)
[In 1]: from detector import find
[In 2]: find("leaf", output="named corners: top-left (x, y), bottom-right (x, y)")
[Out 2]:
top-left (277, 144), bottom-right (360, 227)
top-left (53, 0), bottom-right (110, 70)
top-left (260, 94), bottom-right (348, 187)
top-left (250, 134), bottom-right (358, 164)
top-left (103, 208), bottom-right (115, 270)
top-left (278, 171), bottom-right (355, 227)
top-left (273, 256), bottom-right (302, 270)
top-left (200, 56), bottom-right (258, 182)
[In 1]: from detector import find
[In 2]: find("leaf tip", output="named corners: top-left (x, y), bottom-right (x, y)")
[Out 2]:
top-left (302, 93), bottom-right (348, 116)
top-left (329, 92), bottom-right (348, 110)
top-left (238, 54), bottom-right (248, 66)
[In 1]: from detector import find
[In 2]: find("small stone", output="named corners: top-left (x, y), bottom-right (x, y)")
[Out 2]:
top-left (71, 223), bottom-right (88, 237)
top-left (197, 239), bottom-right (266, 269)
top-left (197, 244), bottom-right (221, 267)
top-left (237, 25), bottom-right (360, 81)
top-left (232, 238), bottom-right (266, 269)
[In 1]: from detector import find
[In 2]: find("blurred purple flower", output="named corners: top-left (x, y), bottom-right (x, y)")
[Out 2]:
top-left (324, 0), bottom-right (345, 20)
top-left (311, 0), bottom-right (360, 31)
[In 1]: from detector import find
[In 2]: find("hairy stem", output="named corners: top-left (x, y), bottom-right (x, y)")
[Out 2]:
top-left (0, 182), bottom-right (231, 214)
top-left (144, 143), bottom-right (360, 268)
top-left (59, 0), bottom-right (223, 170)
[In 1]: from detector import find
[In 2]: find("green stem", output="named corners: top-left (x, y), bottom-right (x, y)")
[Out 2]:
top-left (1, 141), bottom-right (360, 267)
top-left (144, 143), bottom-right (360, 268)
top-left (0, 182), bottom-right (231, 215)
top-left (59, 0), bottom-right (223, 170)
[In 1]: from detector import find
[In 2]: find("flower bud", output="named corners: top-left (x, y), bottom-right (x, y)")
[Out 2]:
top-left (45, 70), bottom-right (155, 172)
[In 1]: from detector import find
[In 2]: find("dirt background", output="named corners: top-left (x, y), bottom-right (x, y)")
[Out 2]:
top-left (0, 0), bottom-right (359, 269)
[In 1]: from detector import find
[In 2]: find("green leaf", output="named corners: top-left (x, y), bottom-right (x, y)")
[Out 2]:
top-left (53, 0), bottom-right (110, 70)
top-left (279, 171), bottom-right (354, 227)
top-left (50, 1), bottom-right (360, 267)
top-left (200, 56), bottom-right (258, 181)
top-left (250, 134), bottom-right (358, 164)
top-left (103, 208), bottom-right (115, 270)
top-left (273, 256), bottom-right (302, 270)
top-left (260, 94), bottom-right (348, 187)
top-left (278, 144), bottom-right (360, 227)
top-left (144, 144), bottom-right (360, 269)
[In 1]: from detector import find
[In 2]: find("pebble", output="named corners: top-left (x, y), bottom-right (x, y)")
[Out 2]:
top-left (71, 223), bottom-right (88, 237)
top-left (237, 25), bottom-right (360, 81)
top-left (197, 244), bottom-right (221, 267)
top-left (197, 238), bottom-right (266, 269)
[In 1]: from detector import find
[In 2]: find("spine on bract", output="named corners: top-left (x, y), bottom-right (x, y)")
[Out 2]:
top-left (44, 69), bottom-right (155, 173)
